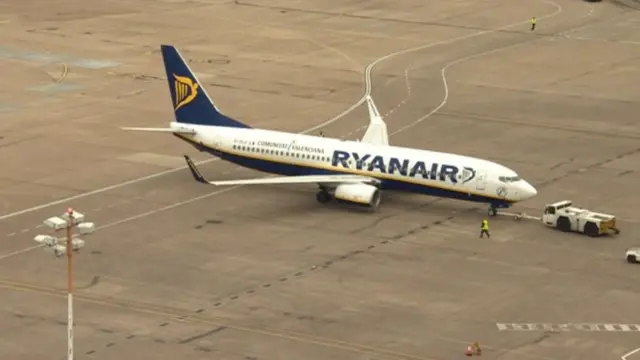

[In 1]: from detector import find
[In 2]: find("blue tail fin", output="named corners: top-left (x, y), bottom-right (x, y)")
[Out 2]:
top-left (160, 44), bottom-right (251, 128)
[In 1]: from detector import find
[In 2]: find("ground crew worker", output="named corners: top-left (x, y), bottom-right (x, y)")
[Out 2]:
top-left (480, 219), bottom-right (490, 238)
top-left (531, 17), bottom-right (536, 31)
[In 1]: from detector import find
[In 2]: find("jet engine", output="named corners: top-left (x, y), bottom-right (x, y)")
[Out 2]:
top-left (334, 183), bottom-right (381, 210)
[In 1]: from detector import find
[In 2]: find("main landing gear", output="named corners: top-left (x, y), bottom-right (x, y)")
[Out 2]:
top-left (316, 188), bottom-right (333, 204)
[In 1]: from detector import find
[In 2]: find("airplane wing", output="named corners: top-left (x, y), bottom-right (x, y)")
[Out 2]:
top-left (184, 155), bottom-right (380, 186)
top-left (360, 95), bottom-right (389, 146)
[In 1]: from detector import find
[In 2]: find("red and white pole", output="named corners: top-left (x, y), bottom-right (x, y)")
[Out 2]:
top-left (66, 207), bottom-right (74, 360)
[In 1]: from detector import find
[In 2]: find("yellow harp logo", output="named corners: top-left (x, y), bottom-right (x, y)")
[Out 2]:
top-left (173, 74), bottom-right (199, 110)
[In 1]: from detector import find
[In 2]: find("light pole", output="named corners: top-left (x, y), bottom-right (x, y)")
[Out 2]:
top-left (34, 208), bottom-right (95, 360)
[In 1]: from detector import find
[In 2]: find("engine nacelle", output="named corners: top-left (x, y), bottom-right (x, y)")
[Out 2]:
top-left (334, 183), bottom-right (381, 209)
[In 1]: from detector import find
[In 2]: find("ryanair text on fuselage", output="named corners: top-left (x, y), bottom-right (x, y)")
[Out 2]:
top-left (331, 150), bottom-right (475, 184)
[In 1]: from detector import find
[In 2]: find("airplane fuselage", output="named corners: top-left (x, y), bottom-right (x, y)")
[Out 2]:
top-left (173, 122), bottom-right (536, 208)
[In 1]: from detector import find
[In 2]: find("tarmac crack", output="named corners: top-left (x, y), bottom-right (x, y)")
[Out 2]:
top-left (534, 146), bottom-right (640, 187)
top-left (234, 1), bottom-right (537, 35)
top-left (0, 278), bottom-right (435, 360)
top-left (177, 326), bottom-right (227, 344)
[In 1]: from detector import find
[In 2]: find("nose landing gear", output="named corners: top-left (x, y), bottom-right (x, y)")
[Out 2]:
top-left (488, 204), bottom-right (498, 217)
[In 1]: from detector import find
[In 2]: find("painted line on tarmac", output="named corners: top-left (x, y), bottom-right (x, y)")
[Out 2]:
top-left (497, 323), bottom-right (640, 332)
top-left (0, 186), bottom-right (242, 260)
top-left (0, 0), bottom-right (562, 222)
top-left (389, 0), bottom-right (563, 136)
top-left (623, 348), bottom-right (640, 360)
top-left (0, 1), bottom-right (564, 262)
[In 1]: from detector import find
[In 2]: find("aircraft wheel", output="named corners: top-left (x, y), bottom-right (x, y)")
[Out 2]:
top-left (369, 189), bottom-right (381, 212)
top-left (316, 190), bottom-right (332, 204)
top-left (488, 205), bottom-right (497, 217)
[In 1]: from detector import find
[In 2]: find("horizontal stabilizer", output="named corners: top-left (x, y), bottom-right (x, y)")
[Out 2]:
top-left (184, 155), bottom-right (380, 186)
top-left (121, 127), bottom-right (196, 134)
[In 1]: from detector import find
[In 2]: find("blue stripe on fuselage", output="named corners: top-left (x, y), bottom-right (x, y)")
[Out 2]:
top-left (176, 134), bottom-right (513, 208)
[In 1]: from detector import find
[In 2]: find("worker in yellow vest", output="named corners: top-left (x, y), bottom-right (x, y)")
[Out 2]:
top-left (480, 219), bottom-right (490, 238)
top-left (531, 17), bottom-right (536, 31)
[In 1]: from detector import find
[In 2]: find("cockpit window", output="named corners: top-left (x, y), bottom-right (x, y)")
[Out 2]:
top-left (499, 176), bottom-right (522, 183)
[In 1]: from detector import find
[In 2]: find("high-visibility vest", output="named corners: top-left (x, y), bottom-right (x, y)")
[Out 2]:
top-left (531, 18), bottom-right (536, 24)
top-left (482, 221), bottom-right (489, 230)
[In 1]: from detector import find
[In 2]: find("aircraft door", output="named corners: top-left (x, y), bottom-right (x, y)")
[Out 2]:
top-left (475, 170), bottom-right (486, 190)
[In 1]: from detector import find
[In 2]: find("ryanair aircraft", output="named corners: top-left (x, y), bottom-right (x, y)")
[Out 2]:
top-left (122, 45), bottom-right (537, 215)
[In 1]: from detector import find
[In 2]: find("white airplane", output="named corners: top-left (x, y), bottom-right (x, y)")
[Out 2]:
top-left (122, 45), bottom-right (537, 215)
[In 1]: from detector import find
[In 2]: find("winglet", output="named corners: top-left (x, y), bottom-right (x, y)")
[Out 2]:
top-left (184, 155), bottom-right (208, 184)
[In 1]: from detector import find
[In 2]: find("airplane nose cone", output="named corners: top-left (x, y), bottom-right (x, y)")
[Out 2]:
top-left (522, 181), bottom-right (537, 199)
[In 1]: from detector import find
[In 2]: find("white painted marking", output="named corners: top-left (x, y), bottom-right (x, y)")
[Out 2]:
top-left (119, 152), bottom-right (186, 168)
top-left (383, 68), bottom-right (412, 117)
top-left (389, 0), bottom-right (563, 136)
top-left (566, 36), bottom-right (640, 46)
top-left (0, 0), bottom-right (562, 222)
top-left (0, 1), bottom-right (565, 259)
top-left (7, 233), bottom-right (15, 237)
top-left (622, 348), bottom-right (640, 360)
top-left (20, 229), bottom-right (30, 233)
top-left (0, 186), bottom-right (241, 260)
top-left (35, 224), bottom-right (43, 229)
top-left (497, 323), bottom-right (640, 332)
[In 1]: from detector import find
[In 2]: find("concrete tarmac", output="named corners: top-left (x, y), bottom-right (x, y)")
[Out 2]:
top-left (1, 0), bottom-right (640, 359)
